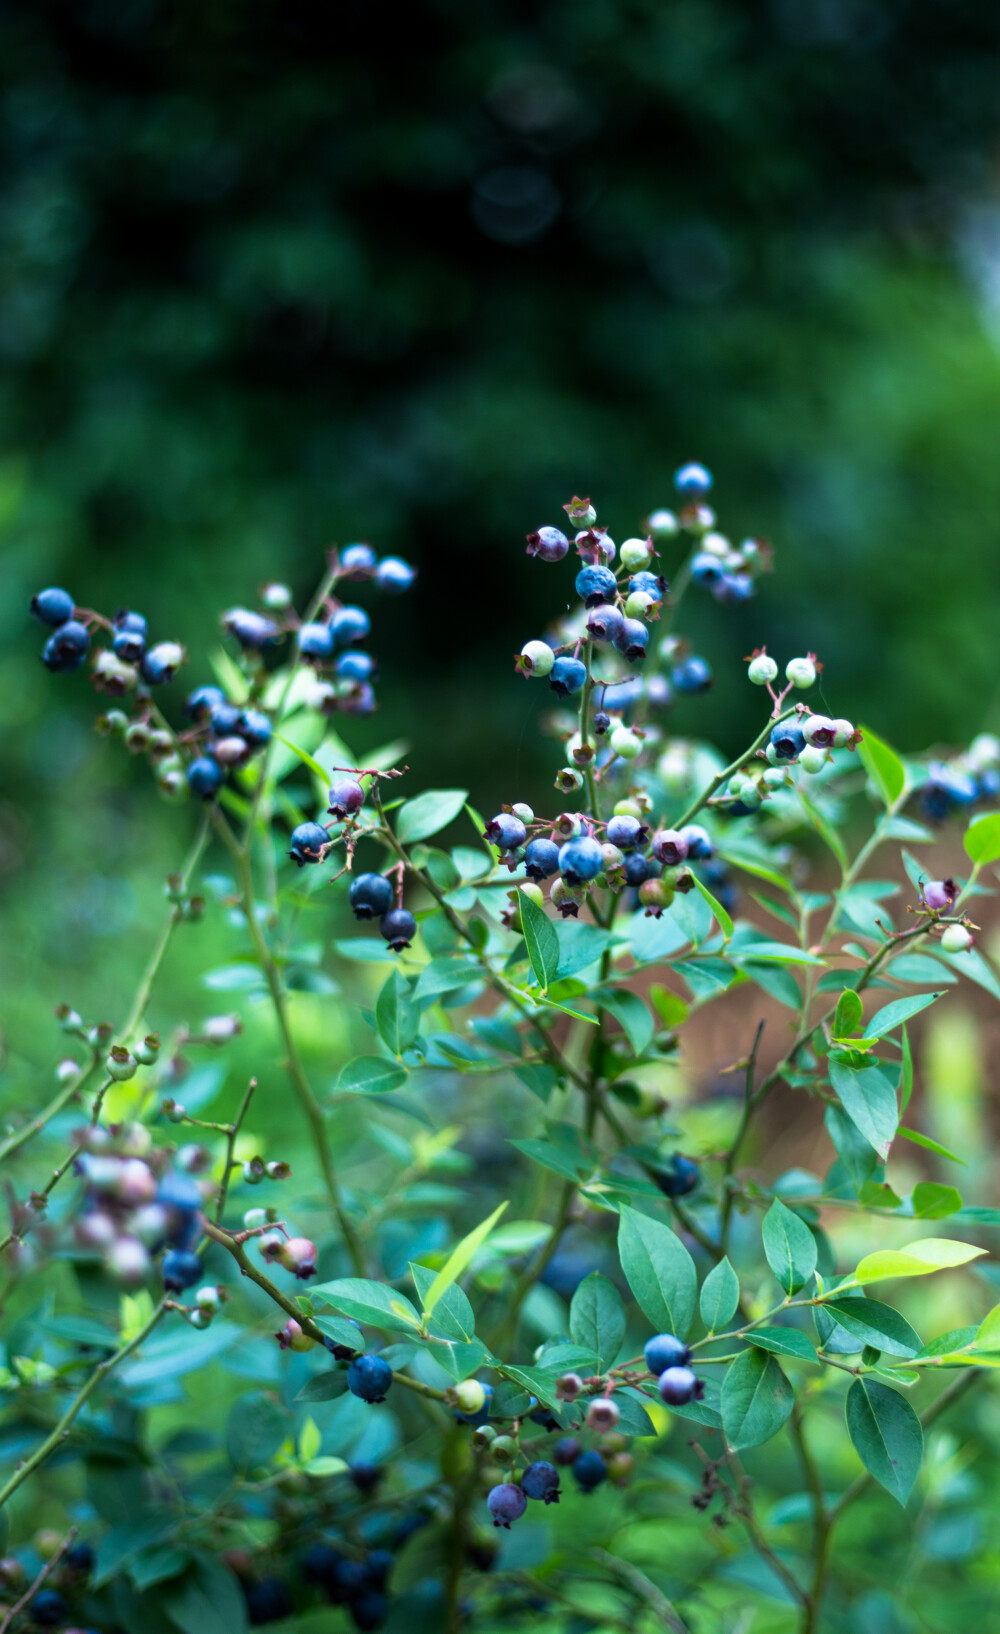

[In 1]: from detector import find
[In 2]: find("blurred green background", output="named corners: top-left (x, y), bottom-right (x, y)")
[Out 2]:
top-left (5, 0), bottom-right (1000, 1041)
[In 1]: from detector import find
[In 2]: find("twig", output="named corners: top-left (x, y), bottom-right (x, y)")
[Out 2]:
top-left (214, 1076), bottom-right (259, 1224)
top-left (590, 1547), bottom-right (691, 1634)
top-left (0, 1527), bottom-right (78, 1632)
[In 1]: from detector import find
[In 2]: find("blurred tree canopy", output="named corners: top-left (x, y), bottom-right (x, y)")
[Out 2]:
top-left (4, 0), bottom-right (1000, 817)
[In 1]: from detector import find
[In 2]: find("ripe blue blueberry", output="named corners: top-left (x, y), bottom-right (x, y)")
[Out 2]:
top-left (302, 1543), bottom-right (341, 1587)
top-left (349, 872), bottom-right (394, 919)
top-left (644, 1333), bottom-right (692, 1374)
top-left (347, 1353), bottom-right (393, 1403)
top-left (586, 603), bottom-right (624, 643)
top-left (487, 1482), bottom-right (527, 1528)
top-left (298, 622), bottom-right (335, 660)
top-left (593, 710), bottom-right (611, 735)
top-left (671, 655), bottom-right (712, 694)
top-left (239, 708), bottom-right (272, 748)
top-left (28, 1591), bottom-right (67, 1626)
top-left (244, 1577), bottom-right (293, 1626)
top-left (520, 1460), bottom-right (561, 1503)
top-left (328, 776), bottom-right (365, 819)
top-left (690, 552), bottom-right (724, 587)
top-left (374, 556), bottom-right (416, 593)
top-left (484, 813), bottom-right (528, 852)
top-left (614, 618), bottom-right (650, 663)
top-left (524, 837), bottom-right (560, 880)
top-left (558, 835), bottom-right (603, 885)
top-left (350, 1460), bottom-right (384, 1492)
top-left (380, 907), bottom-right (417, 951)
top-left (658, 1365), bottom-right (704, 1406)
top-left (341, 680), bottom-right (377, 716)
top-left (364, 1550), bottom-right (394, 1588)
top-left (162, 1247), bottom-right (203, 1291)
top-left (140, 641), bottom-right (185, 685)
top-left (332, 605), bottom-right (371, 646)
top-left (624, 852), bottom-right (651, 886)
top-left (112, 625), bottom-right (146, 663)
top-left (575, 564), bottom-right (618, 607)
top-left (549, 656), bottom-right (587, 697)
top-left (654, 1154), bottom-right (700, 1197)
top-left (42, 620), bottom-right (90, 673)
top-left (674, 461), bottom-right (713, 498)
top-left (628, 570), bottom-right (665, 601)
top-left (65, 1541), bottom-right (96, 1576)
top-left (554, 1436), bottom-right (582, 1465)
top-left (31, 587), bottom-right (75, 627)
top-left (340, 542), bottom-right (377, 576)
top-left (678, 823), bottom-right (713, 859)
top-left (185, 684), bottom-right (226, 720)
top-left (187, 756), bottom-right (224, 799)
top-left (769, 720), bottom-right (806, 761)
top-left (223, 608), bottom-right (280, 649)
top-left (572, 1450), bottom-right (607, 1491)
top-left (714, 572), bottom-right (753, 604)
top-left (289, 822), bottom-right (330, 866)
top-left (605, 814), bottom-right (646, 850)
top-left (336, 650), bottom-right (376, 682)
top-left (529, 1403), bottom-right (560, 1432)
top-left (351, 1589), bottom-right (388, 1629)
top-left (525, 526), bottom-right (569, 562)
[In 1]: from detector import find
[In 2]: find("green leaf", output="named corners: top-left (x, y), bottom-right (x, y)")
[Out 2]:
top-left (964, 811), bottom-right (1000, 866)
top-left (900, 1024), bottom-right (914, 1112)
top-left (825, 1104), bottom-right (879, 1190)
top-left (94, 1516), bottom-right (176, 1588)
top-left (165, 1558), bottom-right (249, 1634)
top-left (569, 1272), bottom-right (627, 1373)
top-left (718, 845), bottom-right (795, 894)
top-left (762, 1199), bottom-right (817, 1294)
top-left (834, 987), bottom-right (864, 1039)
top-left (700, 1257), bottom-right (741, 1333)
top-left (737, 941), bottom-right (827, 966)
top-left (911, 1182), bottom-right (963, 1220)
top-left (421, 1202), bottom-right (508, 1319)
top-left (375, 969), bottom-right (419, 1057)
top-left (799, 788), bottom-right (849, 871)
top-left (336, 1056), bottom-right (408, 1095)
top-left (554, 921), bottom-right (615, 980)
top-left (974, 1303), bottom-right (1000, 1351)
top-left (519, 890), bottom-right (560, 992)
top-left (617, 1206), bottom-right (697, 1339)
top-left (649, 985), bottom-right (688, 1028)
top-left (862, 992), bottom-right (943, 1039)
top-left (692, 873), bottom-right (734, 940)
top-left (829, 1058), bottom-right (898, 1160)
top-left (845, 1377), bottom-right (922, 1504)
top-left (721, 1348), bottom-right (794, 1449)
top-left (747, 1327), bottom-right (818, 1362)
top-left (274, 734), bottom-right (328, 784)
top-left (311, 1278), bottom-right (422, 1333)
top-left (897, 1126), bottom-right (966, 1165)
top-left (853, 1237), bottom-right (986, 1286)
top-left (296, 1371), bottom-right (349, 1402)
top-left (510, 1138), bottom-right (591, 1182)
top-left (225, 1392), bottom-right (290, 1473)
top-left (858, 727), bottom-right (908, 809)
top-left (396, 789), bottom-right (469, 845)
top-left (594, 988), bottom-right (654, 1056)
top-left (821, 1298), bottom-right (921, 1357)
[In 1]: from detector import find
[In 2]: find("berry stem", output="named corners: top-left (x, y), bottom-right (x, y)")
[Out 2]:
top-left (0, 1527), bottom-right (78, 1634)
top-left (673, 705), bottom-right (799, 831)
top-left (214, 1076), bottom-right (259, 1225)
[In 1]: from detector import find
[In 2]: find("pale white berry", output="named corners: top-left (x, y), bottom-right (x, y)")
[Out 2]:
top-left (747, 654), bottom-right (778, 686)
top-left (785, 657), bottom-right (817, 689)
top-left (941, 924), bottom-right (973, 953)
top-left (610, 725), bottom-right (642, 760)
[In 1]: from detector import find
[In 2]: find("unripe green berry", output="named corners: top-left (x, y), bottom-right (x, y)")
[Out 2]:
top-left (941, 924), bottom-right (973, 953)
top-left (262, 581), bottom-right (293, 610)
top-left (831, 718), bottom-right (855, 748)
top-left (620, 536), bottom-right (653, 571)
top-left (520, 640), bottom-right (555, 678)
top-left (472, 1423), bottom-right (497, 1450)
top-left (133, 1033), bottom-right (161, 1064)
top-left (189, 1307), bottom-right (212, 1329)
top-left (763, 767), bottom-right (788, 788)
top-left (107, 1046), bottom-right (138, 1082)
top-left (624, 590), bottom-right (655, 620)
top-left (551, 878), bottom-right (586, 912)
top-left (609, 725), bottom-right (642, 760)
top-left (511, 802), bottom-right (534, 823)
top-left (454, 1379), bottom-right (487, 1416)
top-left (613, 797), bottom-right (642, 818)
top-left (647, 508), bottom-right (678, 539)
top-left (101, 709), bottom-right (130, 734)
top-left (196, 1284), bottom-right (222, 1310)
top-left (554, 766), bottom-right (584, 792)
top-left (56, 1058), bottom-right (80, 1085)
top-left (124, 723), bottom-right (152, 754)
top-left (701, 531), bottom-right (730, 558)
top-left (165, 1100), bottom-right (187, 1124)
top-left (491, 1435), bottom-right (517, 1466)
top-left (601, 843), bottom-right (625, 872)
top-left (747, 654), bottom-right (778, 685)
top-left (785, 656), bottom-right (817, 689)
top-left (799, 745), bottom-right (827, 775)
top-left (243, 1208), bottom-right (268, 1229)
top-left (639, 878), bottom-right (675, 912)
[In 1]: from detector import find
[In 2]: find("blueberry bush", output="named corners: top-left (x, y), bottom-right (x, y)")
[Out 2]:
top-left (4, 468), bottom-right (1000, 1634)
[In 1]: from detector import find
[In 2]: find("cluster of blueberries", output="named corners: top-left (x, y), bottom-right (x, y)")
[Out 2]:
top-left (919, 735), bottom-right (1000, 821)
top-left (288, 773), bottom-right (418, 952)
top-left (31, 588), bottom-right (185, 687)
top-left (238, 1505), bottom-right (421, 1631)
top-left (9, 1541), bottom-right (97, 1630)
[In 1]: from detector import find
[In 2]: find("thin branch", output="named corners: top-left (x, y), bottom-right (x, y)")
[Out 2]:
top-left (0, 1528), bottom-right (78, 1633)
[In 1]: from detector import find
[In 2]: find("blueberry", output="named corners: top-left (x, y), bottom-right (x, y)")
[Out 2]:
top-left (157, 1170), bottom-right (203, 1213)
top-left (112, 626), bottom-right (146, 663)
top-left (690, 552), bottom-right (724, 587)
top-left (529, 1405), bottom-right (560, 1432)
top-left (628, 570), bottom-right (665, 601)
top-left (140, 641), bottom-right (185, 685)
top-left (593, 710), bottom-right (611, 735)
top-left (162, 1247), bottom-right (202, 1291)
top-left (605, 814), bottom-right (645, 851)
top-left (374, 556), bottom-right (416, 593)
top-left (350, 1460), bottom-right (384, 1492)
top-left (298, 622), bottom-right (335, 660)
top-left (978, 768), bottom-right (1000, 799)
top-left (30, 587), bottom-right (75, 627)
top-left (678, 823), bottom-right (713, 860)
top-left (302, 1543), bottom-right (341, 1586)
top-left (769, 720), bottom-right (806, 761)
top-left (623, 852), bottom-right (650, 886)
top-left (28, 1590), bottom-right (67, 1626)
top-left (341, 681), bottom-right (377, 715)
top-left (658, 1365), bottom-right (704, 1406)
top-left (336, 650), bottom-right (376, 682)
top-left (42, 620), bottom-right (90, 673)
top-left (558, 836), bottom-right (604, 886)
top-left (714, 572), bottom-right (753, 604)
top-left (644, 1333), bottom-right (692, 1374)
top-left (455, 1379), bottom-right (494, 1427)
top-left (674, 461), bottom-right (713, 498)
top-left (364, 1550), bottom-right (394, 1588)
top-left (651, 828), bottom-right (688, 865)
top-left (328, 776), bottom-right (365, 820)
top-left (114, 608), bottom-right (148, 635)
top-left (571, 1450), bottom-right (607, 1492)
top-left (487, 1482), bottom-right (527, 1528)
top-left (329, 1558), bottom-right (368, 1603)
top-left (187, 756), bottom-right (224, 799)
top-left (549, 656), bottom-right (587, 698)
top-left (671, 655), bottom-right (712, 695)
top-left (520, 1460), bottom-right (560, 1504)
top-left (209, 700), bottom-right (244, 736)
top-left (244, 1576), bottom-right (293, 1626)
top-left (554, 1436), bottom-right (582, 1466)
top-left (524, 837), bottom-right (560, 880)
top-left (185, 684), bottom-right (226, 720)
top-left (348, 1353), bottom-right (393, 1403)
top-left (350, 1589), bottom-right (388, 1630)
top-left (586, 603), bottom-right (624, 643)
top-left (653, 1154), bottom-right (700, 1197)
top-left (349, 872), bottom-right (394, 919)
top-left (922, 878), bottom-right (958, 912)
top-left (575, 565), bottom-right (618, 607)
top-left (333, 605), bottom-right (371, 646)
top-left (239, 708), bottom-right (272, 748)
top-left (65, 1541), bottom-right (96, 1576)
top-left (380, 908), bottom-right (416, 952)
top-left (288, 821), bottom-right (330, 866)
top-left (484, 813), bottom-right (528, 852)
top-left (223, 608), bottom-right (280, 649)
top-left (614, 618), bottom-right (650, 663)
top-left (525, 526), bottom-right (569, 562)
top-left (340, 542), bottom-right (378, 576)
